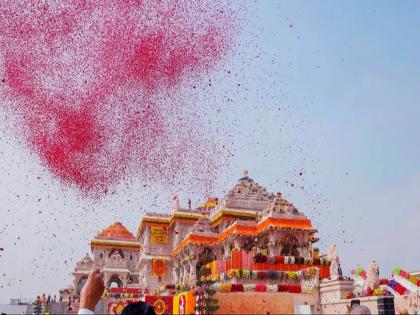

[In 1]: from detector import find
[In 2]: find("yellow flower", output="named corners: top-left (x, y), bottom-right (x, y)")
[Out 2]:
top-left (220, 284), bottom-right (232, 293)
top-left (373, 288), bottom-right (384, 296)
top-left (409, 275), bottom-right (417, 284)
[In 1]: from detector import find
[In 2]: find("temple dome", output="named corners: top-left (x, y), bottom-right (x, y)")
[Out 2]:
top-left (226, 171), bottom-right (275, 202)
top-left (261, 192), bottom-right (301, 217)
top-left (97, 222), bottom-right (135, 240)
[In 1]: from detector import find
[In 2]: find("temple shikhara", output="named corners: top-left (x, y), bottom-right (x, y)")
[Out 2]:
top-left (56, 173), bottom-right (419, 314)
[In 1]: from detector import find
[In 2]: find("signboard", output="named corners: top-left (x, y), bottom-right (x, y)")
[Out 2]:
top-left (152, 259), bottom-right (166, 277)
top-left (173, 291), bottom-right (195, 315)
top-left (150, 226), bottom-right (168, 244)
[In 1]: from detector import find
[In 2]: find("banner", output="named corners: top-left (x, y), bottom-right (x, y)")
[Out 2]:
top-left (152, 259), bottom-right (166, 277)
top-left (150, 226), bottom-right (168, 244)
top-left (145, 295), bottom-right (173, 315)
top-left (173, 291), bottom-right (195, 315)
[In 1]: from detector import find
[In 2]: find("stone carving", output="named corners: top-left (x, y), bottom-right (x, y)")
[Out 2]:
top-left (105, 250), bottom-right (128, 268)
top-left (263, 192), bottom-right (301, 217)
top-left (395, 292), bottom-right (420, 315)
top-left (364, 260), bottom-right (379, 291)
top-left (75, 253), bottom-right (93, 271)
top-left (327, 244), bottom-right (341, 279)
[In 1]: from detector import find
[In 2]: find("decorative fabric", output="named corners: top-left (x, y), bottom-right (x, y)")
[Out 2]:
top-left (242, 251), bottom-right (254, 269)
top-left (152, 259), bottom-right (166, 277)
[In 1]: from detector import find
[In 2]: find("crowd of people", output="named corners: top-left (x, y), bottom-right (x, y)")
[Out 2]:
top-left (34, 293), bottom-right (57, 306)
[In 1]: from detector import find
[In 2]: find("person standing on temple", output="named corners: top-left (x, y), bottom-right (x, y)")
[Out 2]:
top-left (338, 261), bottom-right (343, 277)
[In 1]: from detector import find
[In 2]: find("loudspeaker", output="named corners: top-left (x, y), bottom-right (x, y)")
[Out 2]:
top-left (377, 297), bottom-right (395, 315)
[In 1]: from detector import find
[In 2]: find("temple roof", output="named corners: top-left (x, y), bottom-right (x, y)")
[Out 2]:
top-left (97, 222), bottom-right (136, 240)
top-left (226, 174), bottom-right (275, 203)
top-left (191, 217), bottom-right (217, 236)
top-left (208, 172), bottom-right (275, 223)
top-left (261, 192), bottom-right (302, 217)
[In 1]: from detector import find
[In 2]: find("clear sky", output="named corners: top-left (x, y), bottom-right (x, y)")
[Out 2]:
top-left (1, 0), bottom-right (420, 302)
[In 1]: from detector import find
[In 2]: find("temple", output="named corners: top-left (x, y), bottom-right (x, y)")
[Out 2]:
top-left (64, 172), bottom-right (411, 314)
top-left (73, 222), bottom-right (141, 294)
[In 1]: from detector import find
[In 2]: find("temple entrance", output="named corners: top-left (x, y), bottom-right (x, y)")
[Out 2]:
top-left (280, 234), bottom-right (299, 256)
top-left (108, 274), bottom-right (123, 288)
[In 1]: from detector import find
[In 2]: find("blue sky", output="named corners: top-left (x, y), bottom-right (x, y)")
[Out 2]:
top-left (1, 0), bottom-right (420, 302)
top-left (233, 0), bottom-right (420, 275)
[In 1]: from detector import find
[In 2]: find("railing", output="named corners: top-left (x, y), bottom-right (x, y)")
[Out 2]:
top-left (10, 298), bottom-right (33, 305)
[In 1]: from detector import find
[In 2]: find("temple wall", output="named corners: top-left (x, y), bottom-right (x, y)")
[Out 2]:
top-left (171, 222), bottom-right (195, 248)
top-left (92, 247), bottom-right (139, 272)
top-left (141, 225), bottom-right (173, 257)
top-left (214, 292), bottom-right (322, 315)
top-left (139, 260), bottom-right (174, 290)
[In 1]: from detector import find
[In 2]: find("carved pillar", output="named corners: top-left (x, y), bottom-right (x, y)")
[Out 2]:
top-left (121, 274), bottom-right (128, 288)
top-left (144, 226), bottom-right (151, 254)
top-left (173, 223), bottom-right (181, 246)
top-left (73, 274), bottom-right (80, 289)
top-left (268, 230), bottom-right (279, 256)
top-left (179, 266), bottom-right (184, 285)
top-left (188, 259), bottom-right (197, 285)
top-left (225, 243), bottom-right (231, 259)
top-left (184, 263), bottom-right (190, 285)
top-left (174, 258), bottom-right (183, 284)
